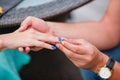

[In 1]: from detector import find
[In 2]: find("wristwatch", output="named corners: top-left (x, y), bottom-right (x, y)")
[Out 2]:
top-left (98, 57), bottom-right (115, 80)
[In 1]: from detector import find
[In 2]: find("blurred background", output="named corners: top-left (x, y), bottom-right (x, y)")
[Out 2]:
top-left (0, 0), bottom-right (112, 80)
top-left (66, 0), bottom-right (110, 22)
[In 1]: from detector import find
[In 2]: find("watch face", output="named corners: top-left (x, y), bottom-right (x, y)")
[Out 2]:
top-left (99, 67), bottom-right (111, 79)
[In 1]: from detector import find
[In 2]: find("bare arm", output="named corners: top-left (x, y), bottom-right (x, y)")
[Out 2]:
top-left (47, 0), bottom-right (120, 50)
top-left (109, 62), bottom-right (120, 80)
top-left (18, 0), bottom-right (120, 51)
top-left (56, 38), bottom-right (120, 80)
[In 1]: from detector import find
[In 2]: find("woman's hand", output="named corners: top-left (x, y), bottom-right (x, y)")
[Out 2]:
top-left (56, 39), bottom-right (109, 73)
top-left (17, 16), bottom-right (52, 53)
top-left (0, 28), bottom-right (58, 53)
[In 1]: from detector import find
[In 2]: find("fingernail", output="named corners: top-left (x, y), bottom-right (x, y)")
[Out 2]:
top-left (58, 37), bottom-right (64, 43)
top-left (51, 45), bottom-right (57, 50)
top-left (56, 44), bottom-right (61, 48)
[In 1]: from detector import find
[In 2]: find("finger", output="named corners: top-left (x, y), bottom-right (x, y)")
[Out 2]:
top-left (21, 17), bottom-right (48, 33)
top-left (18, 17), bottom-right (32, 32)
top-left (30, 47), bottom-right (43, 51)
top-left (58, 37), bottom-right (65, 43)
top-left (56, 43), bottom-right (86, 67)
top-left (18, 47), bottom-right (28, 53)
top-left (64, 39), bottom-right (87, 45)
top-left (61, 41), bottom-right (86, 54)
top-left (24, 47), bottom-right (31, 53)
top-left (18, 47), bottom-right (24, 52)
top-left (32, 40), bottom-right (57, 50)
top-left (31, 18), bottom-right (49, 33)
top-left (64, 39), bottom-right (79, 44)
top-left (34, 32), bottom-right (59, 43)
top-left (56, 43), bottom-right (80, 58)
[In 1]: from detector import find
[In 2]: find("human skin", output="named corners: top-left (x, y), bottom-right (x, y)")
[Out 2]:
top-left (19, 0), bottom-right (120, 51)
top-left (0, 28), bottom-right (59, 52)
top-left (17, 0), bottom-right (120, 79)
top-left (47, 0), bottom-right (120, 50)
top-left (56, 38), bottom-right (120, 80)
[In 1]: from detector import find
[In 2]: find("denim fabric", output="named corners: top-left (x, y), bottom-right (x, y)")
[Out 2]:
top-left (80, 43), bottom-right (120, 80)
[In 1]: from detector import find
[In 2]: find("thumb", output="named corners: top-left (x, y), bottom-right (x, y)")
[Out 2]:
top-left (16, 25), bottom-right (28, 32)
top-left (17, 17), bottom-right (32, 32)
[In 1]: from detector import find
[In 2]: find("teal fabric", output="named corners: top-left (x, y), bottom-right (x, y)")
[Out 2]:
top-left (0, 49), bottom-right (31, 80)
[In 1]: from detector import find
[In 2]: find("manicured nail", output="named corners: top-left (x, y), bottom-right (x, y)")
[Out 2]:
top-left (58, 37), bottom-right (64, 42)
top-left (51, 45), bottom-right (57, 50)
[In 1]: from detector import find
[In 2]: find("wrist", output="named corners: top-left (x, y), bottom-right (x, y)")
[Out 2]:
top-left (47, 22), bottom-right (57, 36)
top-left (0, 35), bottom-right (6, 51)
top-left (110, 61), bottom-right (120, 80)
top-left (92, 52), bottom-right (109, 73)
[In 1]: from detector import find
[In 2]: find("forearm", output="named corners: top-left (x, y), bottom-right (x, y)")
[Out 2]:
top-left (47, 0), bottom-right (120, 50)
top-left (47, 21), bottom-right (119, 50)
top-left (110, 61), bottom-right (120, 80)
top-left (93, 52), bottom-right (120, 80)
top-left (0, 39), bottom-right (3, 51)
top-left (103, 0), bottom-right (120, 26)
top-left (0, 35), bottom-right (5, 51)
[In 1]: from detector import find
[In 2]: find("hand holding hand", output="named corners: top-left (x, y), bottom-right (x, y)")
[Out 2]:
top-left (17, 16), bottom-right (51, 53)
top-left (56, 39), bottom-right (109, 72)
top-left (0, 28), bottom-right (58, 53)
top-left (17, 16), bottom-right (49, 33)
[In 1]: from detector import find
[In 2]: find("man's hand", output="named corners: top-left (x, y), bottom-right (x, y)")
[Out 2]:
top-left (17, 16), bottom-right (51, 53)
top-left (56, 38), bottom-right (109, 72)
top-left (18, 16), bottom-right (49, 32)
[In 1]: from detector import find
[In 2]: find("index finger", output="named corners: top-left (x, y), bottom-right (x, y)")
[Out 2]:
top-left (33, 31), bottom-right (60, 44)
top-left (37, 34), bottom-right (60, 44)
top-left (61, 41), bottom-right (86, 54)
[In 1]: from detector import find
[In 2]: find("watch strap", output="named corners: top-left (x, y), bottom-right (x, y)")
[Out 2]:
top-left (106, 57), bottom-right (115, 70)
